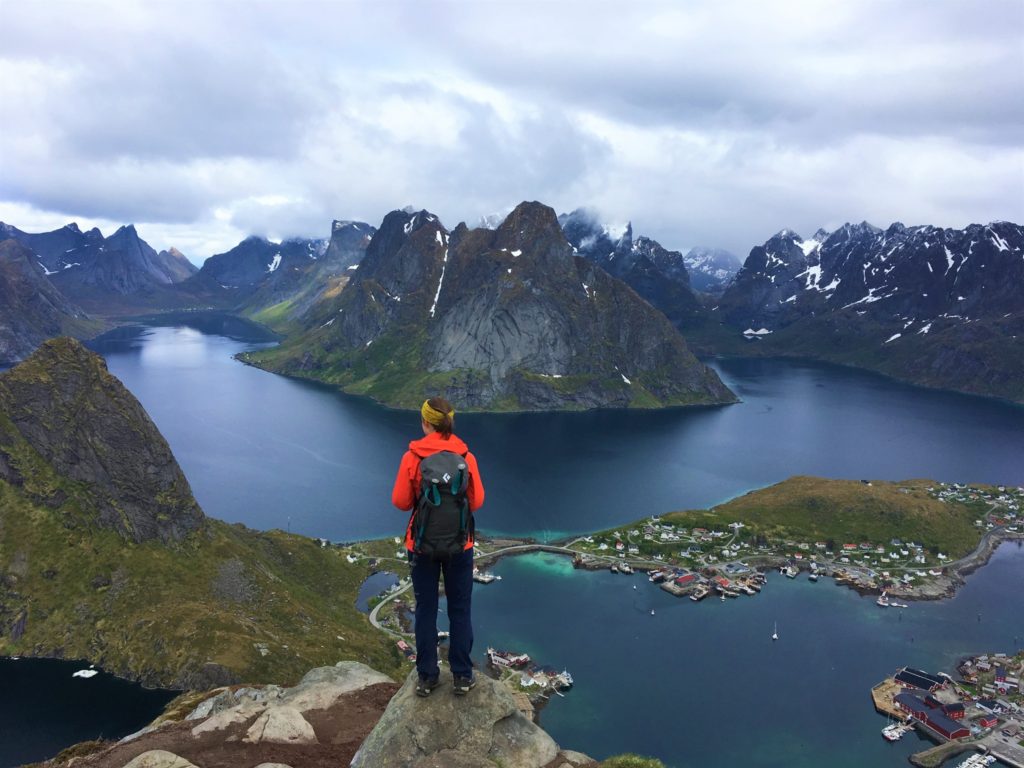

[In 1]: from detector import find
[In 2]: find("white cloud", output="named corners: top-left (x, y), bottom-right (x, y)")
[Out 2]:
top-left (0, 0), bottom-right (1020, 261)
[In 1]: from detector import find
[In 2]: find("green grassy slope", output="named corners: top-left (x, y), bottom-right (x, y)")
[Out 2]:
top-left (0, 481), bottom-right (401, 688)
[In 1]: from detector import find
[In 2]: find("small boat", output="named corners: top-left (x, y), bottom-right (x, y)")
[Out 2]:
top-left (877, 591), bottom-right (890, 607)
top-left (552, 670), bottom-right (574, 690)
top-left (473, 568), bottom-right (501, 584)
top-left (620, 563), bottom-right (634, 574)
top-left (881, 722), bottom-right (913, 741)
top-left (772, 622), bottom-right (778, 641)
top-left (650, 609), bottom-right (655, 616)
top-left (487, 647), bottom-right (531, 669)
top-left (808, 572), bottom-right (819, 582)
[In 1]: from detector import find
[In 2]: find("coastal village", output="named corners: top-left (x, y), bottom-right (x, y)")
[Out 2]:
top-left (870, 652), bottom-right (1024, 767)
top-left (346, 479), bottom-right (1023, 724)
top-left (561, 482), bottom-right (1022, 603)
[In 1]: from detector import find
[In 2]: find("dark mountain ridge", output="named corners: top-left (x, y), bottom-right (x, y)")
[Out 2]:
top-left (719, 220), bottom-right (1023, 329)
top-left (0, 221), bottom-right (199, 314)
top-left (558, 208), bottom-right (705, 330)
top-left (245, 202), bottom-right (735, 410)
top-left (0, 239), bottom-right (103, 363)
top-left (711, 220), bottom-right (1024, 402)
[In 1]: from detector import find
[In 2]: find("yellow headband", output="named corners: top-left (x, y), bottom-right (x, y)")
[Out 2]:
top-left (421, 400), bottom-right (454, 427)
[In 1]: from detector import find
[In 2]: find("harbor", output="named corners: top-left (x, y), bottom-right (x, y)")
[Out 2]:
top-left (870, 653), bottom-right (1024, 768)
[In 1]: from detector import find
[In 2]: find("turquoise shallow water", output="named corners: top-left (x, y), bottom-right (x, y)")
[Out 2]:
top-left (471, 545), bottom-right (1024, 768)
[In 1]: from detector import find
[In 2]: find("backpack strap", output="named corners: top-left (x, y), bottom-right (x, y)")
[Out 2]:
top-left (412, 450), bottom-right (470, 555)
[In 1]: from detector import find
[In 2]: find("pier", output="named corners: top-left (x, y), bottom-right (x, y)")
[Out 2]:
top-left (872, 678), bottom-right (911, 721)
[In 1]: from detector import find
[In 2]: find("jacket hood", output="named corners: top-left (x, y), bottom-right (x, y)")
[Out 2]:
top-left (408, 431), bottom-right (469, 458)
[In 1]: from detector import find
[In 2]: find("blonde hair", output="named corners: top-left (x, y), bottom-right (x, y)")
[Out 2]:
top-left (421, 397), bottom-right (455, 437)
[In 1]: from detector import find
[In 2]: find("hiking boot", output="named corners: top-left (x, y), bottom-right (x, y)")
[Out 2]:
top-left (415, 676), bottom-right (440, 697)
top-left (452, 675), bottom-right (476, 695)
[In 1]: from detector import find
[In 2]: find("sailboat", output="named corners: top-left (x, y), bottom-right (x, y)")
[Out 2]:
top-left (772, 622), bottom-right (779, 641)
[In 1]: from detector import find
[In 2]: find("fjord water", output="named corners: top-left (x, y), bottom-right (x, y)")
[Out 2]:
top-left (88, 318), bottom-right (1023, 542)
top-left (8, 315), bottom-right (1016, 767)
top-left (0, 659), bottom-right (176, 767)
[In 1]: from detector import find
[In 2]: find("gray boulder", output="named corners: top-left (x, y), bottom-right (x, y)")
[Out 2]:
top-left (120, 751), bottom-right (198, 768)
top-left (282, 661), bottom-right (394, 713)
top-left (243, 706), bottom-right (317, 745)
top-left (350, 670), bottom-right (559, 768)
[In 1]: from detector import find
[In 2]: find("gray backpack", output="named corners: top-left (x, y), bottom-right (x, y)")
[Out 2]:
top-left (413, 451), bottom-right (471, 559)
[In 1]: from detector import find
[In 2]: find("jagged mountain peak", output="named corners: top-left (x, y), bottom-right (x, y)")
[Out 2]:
top-left (332, 219), bottom-right (369, 232)
top-left (771, 228), bottom-right (802, 241)
top-left (0, 338), bottom-right (205, 543)
top-left (247, 201), bottom-right (734, 411)
top-left (495, 200), bottom-right (563, 240)
top-left (832, 220), bottom-right (883, 239)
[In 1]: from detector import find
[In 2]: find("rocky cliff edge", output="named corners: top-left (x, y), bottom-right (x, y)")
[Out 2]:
top-left (36, 663), bottom-right (597, 768)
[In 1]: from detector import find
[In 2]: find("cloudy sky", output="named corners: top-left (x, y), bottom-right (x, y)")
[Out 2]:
top-left (1, 0), bottom-right (1022, 264)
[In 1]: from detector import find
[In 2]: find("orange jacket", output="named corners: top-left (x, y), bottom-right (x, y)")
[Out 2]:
top-left (391, 431), bottom-right (485, 551)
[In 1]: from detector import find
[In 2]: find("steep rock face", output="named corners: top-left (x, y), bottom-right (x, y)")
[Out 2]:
top-left (559, 208), bottom-right (705, 329)
top-left (683, 246), bottom-right (742, 294)
top-left (0, 240), bottom-right (100, 363)
top-left (324, 220), bottom-right (375, 270)
top-left (249, 202), bottom-right (735, 410)
top-left (714, 221), bottom-right (1024, 401)
top-left (0, 337), bottom-right (204, 543)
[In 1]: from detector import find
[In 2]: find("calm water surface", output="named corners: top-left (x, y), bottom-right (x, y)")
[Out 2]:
top-left (0, 659), bottom-right (177, 768)
top-left (88, 319), bottom-right (1024, 542)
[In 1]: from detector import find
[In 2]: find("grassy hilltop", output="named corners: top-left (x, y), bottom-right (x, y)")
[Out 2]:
top-left (668, 476), bottom-right (1000, 558)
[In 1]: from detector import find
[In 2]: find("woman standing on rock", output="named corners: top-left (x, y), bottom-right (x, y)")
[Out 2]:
top-left (392, 396), bottom-right (485, 696)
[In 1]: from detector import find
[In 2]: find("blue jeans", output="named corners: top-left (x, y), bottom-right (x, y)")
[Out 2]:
top-left (408, 548), bottom-right (474, 680)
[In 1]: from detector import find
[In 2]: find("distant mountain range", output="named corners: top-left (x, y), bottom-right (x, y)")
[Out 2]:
top-left (243, 201), bottom-right (735, 410)
top-left (2, 211), bottom-right (1020, 403)
top-left (199, 219), bottom-right (375, 327)
top-left (0, 222), bottom-right (197, 312)
top-left (711, 221), bottom-right (1024, 401)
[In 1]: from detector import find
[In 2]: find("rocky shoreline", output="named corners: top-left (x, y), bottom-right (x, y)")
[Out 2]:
top-left (473, 528), bottom-right (1024, 604)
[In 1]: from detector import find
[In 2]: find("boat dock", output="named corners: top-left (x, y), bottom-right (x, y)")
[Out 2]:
top-left (872, 678), bottom-right (911, 721)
